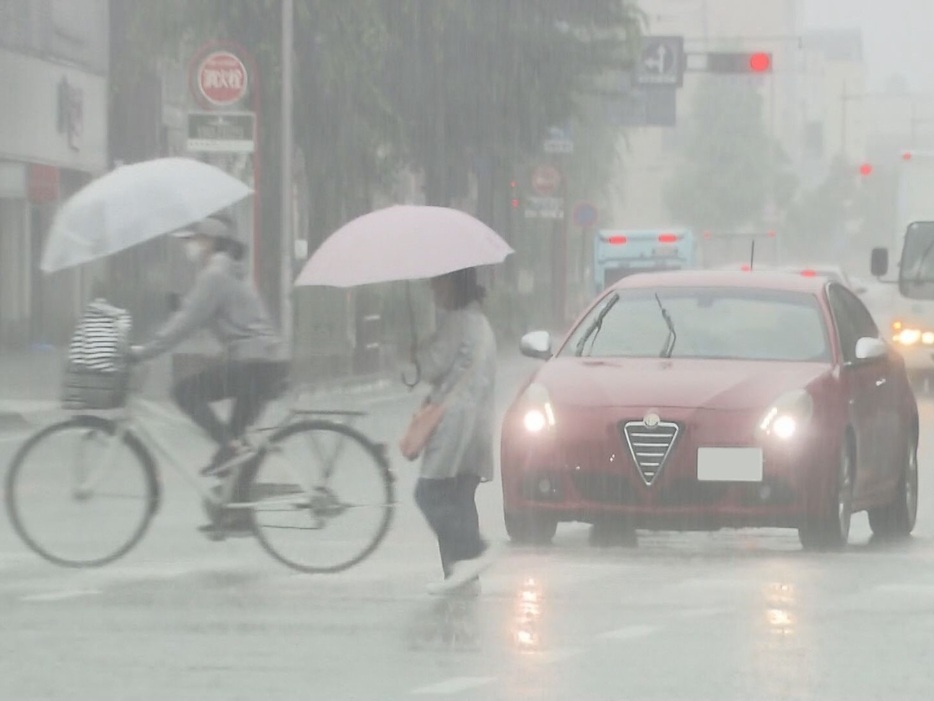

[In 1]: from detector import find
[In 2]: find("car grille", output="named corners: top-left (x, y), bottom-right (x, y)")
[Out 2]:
top-left (571, 471), bottom-right (634, 505)
top-left (621, 420), bottom-right (679, 486)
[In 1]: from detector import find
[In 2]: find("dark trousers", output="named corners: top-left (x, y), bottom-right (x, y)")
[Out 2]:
top-left (415, 474), bottom-right (484, 578)
top-left (172, 360), bottom-right (287, 446)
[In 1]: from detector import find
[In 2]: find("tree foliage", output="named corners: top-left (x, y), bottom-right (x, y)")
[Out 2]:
top-left (113, 0), bottom-right (644, 350)
top-left (664, 76), bottom-right (796, 232)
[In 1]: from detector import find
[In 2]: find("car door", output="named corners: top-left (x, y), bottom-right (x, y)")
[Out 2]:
top-left (838, 286), bottom-right (902, 497)
top-left (827, 284), bottom-right (887, 498)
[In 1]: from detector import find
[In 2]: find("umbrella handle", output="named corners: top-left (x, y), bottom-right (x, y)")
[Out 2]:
top-left (401, 362), bottom-right (420, 388)
top-left (402, 280), bottom-right (421, 388)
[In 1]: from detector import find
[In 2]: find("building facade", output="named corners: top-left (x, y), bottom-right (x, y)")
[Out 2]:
top-left (0, 0), bottom-right (109, 348)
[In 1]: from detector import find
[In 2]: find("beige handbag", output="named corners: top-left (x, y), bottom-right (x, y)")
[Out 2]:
top-left (398, 342), bottom-right (486, 462)
top-left (399, 400), bottom-right (447, 461)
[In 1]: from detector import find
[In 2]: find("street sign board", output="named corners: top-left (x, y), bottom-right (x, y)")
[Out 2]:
top-left (607, 85), bottom-right (677, 127)
top-left (196, 51), bottom-right (249, 107)
top-left (531, 164), bottom-right (562, 196)
top-left (524, 196), bottom-right (565, 220)
top-left (187, 111), bottom-right (255, 153)
top-left (572, 202), bottom-right (599, 229)
top-left (543, 125), bottom-right (574, 154)
top-left (636, 36), bottom-right (685, 88)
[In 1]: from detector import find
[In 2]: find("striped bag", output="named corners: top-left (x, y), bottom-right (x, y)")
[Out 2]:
top-left (61, 299), bottom-right (132, 410)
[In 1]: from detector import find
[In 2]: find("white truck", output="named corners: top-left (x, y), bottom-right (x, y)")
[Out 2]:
top-left (872, 150), bottom-right (934, 388)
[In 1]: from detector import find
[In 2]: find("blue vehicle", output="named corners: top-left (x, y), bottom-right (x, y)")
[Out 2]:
top-left (593, 228), bottom-right (697, 292)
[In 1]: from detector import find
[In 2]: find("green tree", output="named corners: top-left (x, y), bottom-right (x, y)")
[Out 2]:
top-left (664, 76), bottom-right (796, 232)
top-left (113, 1), bottom-right (644, 354)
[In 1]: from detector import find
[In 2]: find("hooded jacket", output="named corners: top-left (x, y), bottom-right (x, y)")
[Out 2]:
top-left (137, 252), bottom-right (286, 362)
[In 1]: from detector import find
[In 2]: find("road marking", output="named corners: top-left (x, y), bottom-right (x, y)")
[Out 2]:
top-left (411, 677), bottom-right (496, 695)
top-left (525, 647), bottom-right (584, 663)
top-left (598, 623), bottom-right (657, 641)
top-left (677, 606), bottom-right (731, 619)
top-left (21, 588), bottom-right (101, 602)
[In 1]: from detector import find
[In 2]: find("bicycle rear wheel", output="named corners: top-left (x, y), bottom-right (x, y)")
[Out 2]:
top-left (244, 419), bottom-right (394, 573)
top-left (5, 416), bottom-right (159, 568)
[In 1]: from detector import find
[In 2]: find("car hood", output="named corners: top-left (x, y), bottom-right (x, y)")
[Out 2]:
top-left (533, 357), bottom-right (831, 411)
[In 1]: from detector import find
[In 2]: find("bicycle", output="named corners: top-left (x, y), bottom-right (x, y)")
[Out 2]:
top-left (4, 362), bottom-right (396, 574)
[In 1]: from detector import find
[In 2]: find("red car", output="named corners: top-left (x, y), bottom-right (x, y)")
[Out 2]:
top-left (501, 270), bottom-right (919, 550)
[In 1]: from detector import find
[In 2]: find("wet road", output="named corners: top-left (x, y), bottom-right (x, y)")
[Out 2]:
top-left (2, 353), bottom-right (934, 700)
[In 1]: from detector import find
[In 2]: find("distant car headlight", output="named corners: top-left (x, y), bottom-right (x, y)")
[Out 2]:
top-left (891, 320), bottom-right (934, 346)
top-left (895, 328), bottom-right (922, 346)
top-left (758, 389), bottom-right (813, 440)
top-left (519, 383), bottom-right (556, 434)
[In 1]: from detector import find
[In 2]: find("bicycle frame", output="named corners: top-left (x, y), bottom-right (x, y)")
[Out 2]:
top-left (74, 380), bottom-right (368, 510)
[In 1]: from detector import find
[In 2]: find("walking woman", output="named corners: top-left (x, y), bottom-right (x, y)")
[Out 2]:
top-left (413, 267), bottom-right (501, 596)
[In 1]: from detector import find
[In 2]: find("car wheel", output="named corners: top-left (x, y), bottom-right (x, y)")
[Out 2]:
top-left (504, 511), bottom-right (558, 545)
top-left (868, 435), bottom-right (918, 538)
top-left (799, 440), bottom-right (853, 551)
top-left (908, 370), bottom-right (934, 397)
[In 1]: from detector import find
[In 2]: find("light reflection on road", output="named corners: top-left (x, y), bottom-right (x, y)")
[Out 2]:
top-left (513, 577), bottom-right (543, 651)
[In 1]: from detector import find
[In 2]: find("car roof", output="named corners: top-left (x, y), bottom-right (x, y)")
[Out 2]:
top-left (607, 269), bottom-right (828, 294)
top-left (782, 264), bottom-right (844, 274)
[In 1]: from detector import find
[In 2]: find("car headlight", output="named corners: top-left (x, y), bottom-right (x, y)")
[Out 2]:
top-left (758, 389), bottom-right (813, 440)
top-left (520, 383), bottom-right (556, 434)
top-left (895, 328), bottom-right (921, 345)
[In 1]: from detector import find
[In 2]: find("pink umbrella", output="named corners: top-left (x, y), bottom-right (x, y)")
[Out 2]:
top-left (294, 205), bottom-right (514, 287)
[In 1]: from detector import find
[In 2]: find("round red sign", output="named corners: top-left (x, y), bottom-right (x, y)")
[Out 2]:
top-left (197, 51), bottom-right (248, 107)
top-left (531, 165), bottom-right (562, 196)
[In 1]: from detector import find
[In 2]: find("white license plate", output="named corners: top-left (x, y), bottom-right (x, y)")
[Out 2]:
top-left (697, 447), bottom-right (763, 482)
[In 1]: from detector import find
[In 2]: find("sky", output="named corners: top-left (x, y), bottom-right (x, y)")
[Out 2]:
top-left (804, 0), bottom-right (934, 93)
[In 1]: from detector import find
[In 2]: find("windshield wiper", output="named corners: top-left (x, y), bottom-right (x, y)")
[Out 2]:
top-left (655, 294), bottom-right (677, 358)
top-left (575, 292), bottom-right (619, 356)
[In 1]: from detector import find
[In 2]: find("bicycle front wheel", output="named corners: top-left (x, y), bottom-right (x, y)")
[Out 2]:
top-left (5, 416), bottom-right (159, 568)
top-left (245, 420), bottom-right (394, 573)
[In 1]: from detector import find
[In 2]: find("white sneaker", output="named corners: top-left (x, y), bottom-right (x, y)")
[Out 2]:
top-left (426, 542), bottom-right (504, 595)
top-left (426, 577), bottom-right (482, 598)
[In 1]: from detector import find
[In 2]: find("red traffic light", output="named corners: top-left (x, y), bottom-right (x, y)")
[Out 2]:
top-left (707, 51), bottom-right (773, 74)
top-left (859, 163), bottom-right (873, 176)
top-left (903, 151), bottom-right (913, 161)
top-left (749, 52), bottom-right (771, 73)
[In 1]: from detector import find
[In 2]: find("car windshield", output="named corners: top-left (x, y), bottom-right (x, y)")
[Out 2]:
top-left (562, 286), bottom-right (831, 362)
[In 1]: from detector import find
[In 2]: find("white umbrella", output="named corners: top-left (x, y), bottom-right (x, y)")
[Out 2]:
top-left (294, 205), bottom-right (514, 287)
top-left (40, 157), bottom-right (253, 273)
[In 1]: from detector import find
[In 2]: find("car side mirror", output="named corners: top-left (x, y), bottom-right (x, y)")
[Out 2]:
top-left (167, 292), bottom-right (181, 313)
top-left (854, 337), bottom-right (887, 361)
top-left (520, 330), bottom-right (553, 360)
top-left (870, 248), bottom-right (889, 278)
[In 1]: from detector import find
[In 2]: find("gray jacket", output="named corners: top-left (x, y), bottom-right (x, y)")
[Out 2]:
top-left (417, 302), bottom-right (496, 482)
top-left (138, 252), bottom-right (286, 362)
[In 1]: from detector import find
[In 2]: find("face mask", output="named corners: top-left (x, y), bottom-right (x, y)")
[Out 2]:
top-left (185, 240), bottom-right (204, 263)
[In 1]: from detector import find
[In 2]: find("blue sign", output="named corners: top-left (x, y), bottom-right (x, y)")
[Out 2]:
top-left (573, 202), bottom-right (599, 229)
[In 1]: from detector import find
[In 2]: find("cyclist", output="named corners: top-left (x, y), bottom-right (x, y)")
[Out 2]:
top-left (129, 214), bottom-right (290, 490)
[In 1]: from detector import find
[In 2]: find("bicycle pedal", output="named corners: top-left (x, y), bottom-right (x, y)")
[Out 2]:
top-left (197, 524), bottom-right (227, 542)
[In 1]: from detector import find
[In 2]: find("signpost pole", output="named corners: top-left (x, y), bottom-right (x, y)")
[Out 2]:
top-left (280, 0), bottom-right (294, 349)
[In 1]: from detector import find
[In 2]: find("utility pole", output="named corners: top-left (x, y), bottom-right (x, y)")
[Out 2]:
top-left (280, 0), bottom-right (294, 349)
